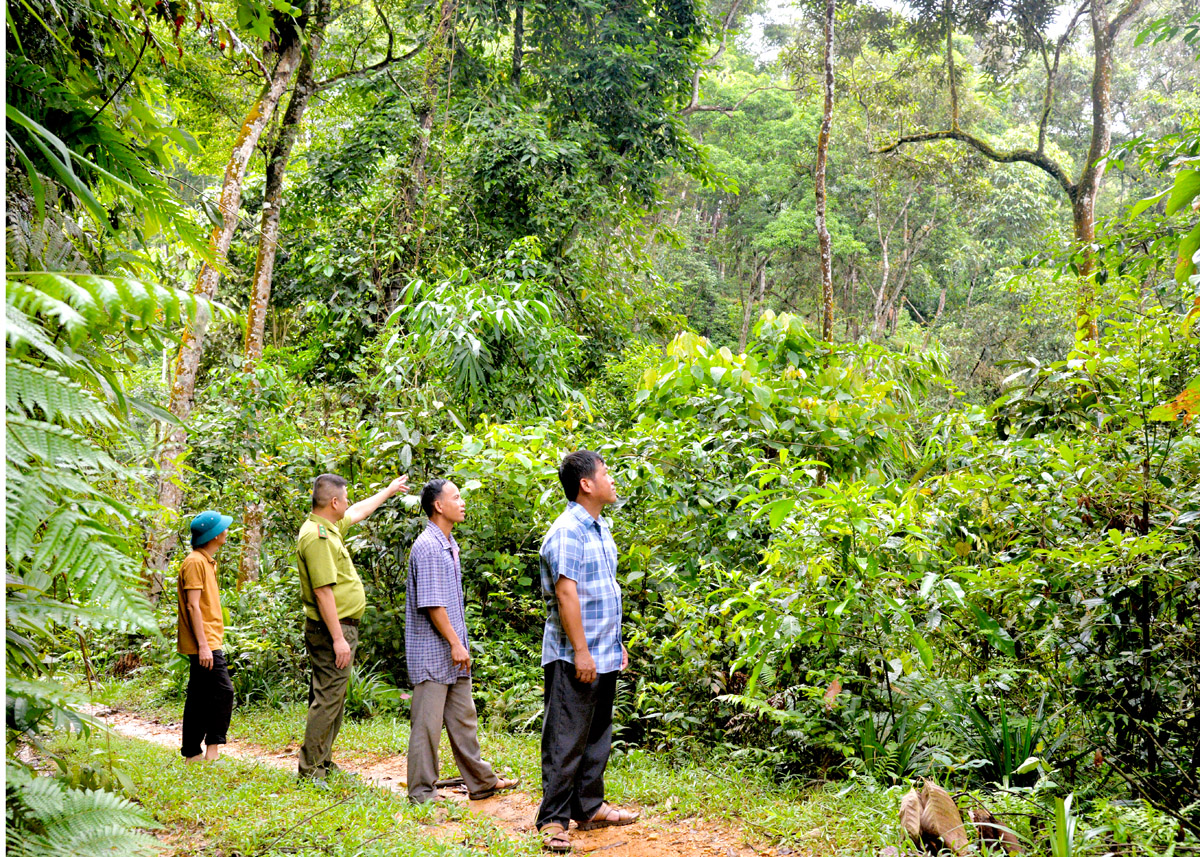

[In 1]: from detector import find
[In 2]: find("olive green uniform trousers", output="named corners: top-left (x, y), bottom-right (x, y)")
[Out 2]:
top-left (298, 618), bottom-right (359, 779)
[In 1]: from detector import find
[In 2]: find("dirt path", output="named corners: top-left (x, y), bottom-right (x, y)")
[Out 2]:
top-left (84, 705), bottom-right (781, 856)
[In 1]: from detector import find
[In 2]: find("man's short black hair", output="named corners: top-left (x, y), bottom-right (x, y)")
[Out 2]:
top-left (421, 479), bottom-right (450, 518)
top-left (312, 473), bottom-right (348, 509)
top-left (558, 450), bottom-right (604, 502)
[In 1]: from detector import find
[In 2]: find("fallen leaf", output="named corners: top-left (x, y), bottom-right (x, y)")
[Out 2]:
top-left (900, 788), bottom-right (923, 845)
top-left (921, 779), bottom-right (968, 855)
top-left (970, 806), bottom-right (1022, 855)
top-left (824, 678), bottom-right (843, 711)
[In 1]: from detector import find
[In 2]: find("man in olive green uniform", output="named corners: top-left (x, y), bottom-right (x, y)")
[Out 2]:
top-left (297, 472), bottom-right (408, 781)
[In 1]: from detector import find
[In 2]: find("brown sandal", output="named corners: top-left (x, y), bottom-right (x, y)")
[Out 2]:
top-left (470, 776), bottom-right (521, 800)
top-left (576, 803), bottom-right (638, 830)
top-left (540, 822), bottom-right (571, 852)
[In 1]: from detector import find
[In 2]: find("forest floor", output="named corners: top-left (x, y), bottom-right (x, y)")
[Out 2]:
top-left (68, 692), bottom-right (879, 857)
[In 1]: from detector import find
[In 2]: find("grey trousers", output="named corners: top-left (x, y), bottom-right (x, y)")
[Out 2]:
top-left (407, 677), bottom-right (496, 803)
top-left (298, 619), bottom-right (359, 779)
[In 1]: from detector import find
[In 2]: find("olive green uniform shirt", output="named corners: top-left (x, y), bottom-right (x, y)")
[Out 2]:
top-left (297, 513), bottom-right (366, 621)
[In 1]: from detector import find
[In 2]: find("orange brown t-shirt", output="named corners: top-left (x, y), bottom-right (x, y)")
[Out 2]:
top-left (177, 549), bottom-right (224, 654)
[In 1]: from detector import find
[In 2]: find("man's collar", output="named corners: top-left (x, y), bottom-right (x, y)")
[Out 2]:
top-left (424, 519), bottom-right (456, 548)
top-left (567, 501), bottom-right (608, 529)
top-left (308, 511), bottom-right (344, 534)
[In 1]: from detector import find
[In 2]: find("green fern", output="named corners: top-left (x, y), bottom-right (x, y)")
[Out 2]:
top-left (5, 359), bottom-right (116, 428)
top-left (5, 263), bottom-right (211, 739)
top-left (6, 763), bottom-right (159, 857)
top-left (6, 416), bottom-right (119, 471)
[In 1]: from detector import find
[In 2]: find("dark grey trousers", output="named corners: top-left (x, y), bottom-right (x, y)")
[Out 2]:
top-left (406, 678), bottom-right (496, 803)
top-left (298, 618), bottom-right (359, 779)
top-left (536, 660), bottom-right (618, 830)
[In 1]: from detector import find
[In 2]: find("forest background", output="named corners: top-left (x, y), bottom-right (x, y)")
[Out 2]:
top-left (5, 0), bottom-right (1200, 850)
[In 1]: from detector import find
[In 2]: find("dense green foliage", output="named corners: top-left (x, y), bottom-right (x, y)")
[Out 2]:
top-left (6, 0), bottom-right (1200, 848)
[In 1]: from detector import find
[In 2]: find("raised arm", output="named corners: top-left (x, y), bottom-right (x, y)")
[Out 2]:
top-left (345, 476), bottom-right (408, 525)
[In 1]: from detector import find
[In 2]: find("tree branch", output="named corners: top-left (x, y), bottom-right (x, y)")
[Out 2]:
top-left (315, 1), bottom-right (423, 90)
top-left (945, 0), bottom-right (959, 129)
top-left (1038, 2), bottom-right (1088, 153)
top-left (1108, 0), bottom-right (1148, 38)
top-left (316, 42), bottom-right (424, 89)
top-left (681, 0), bottom-right (747, 115)
top-left (873, 129), bottom-right (1077, 199)
top-left (86, 28), bottom-right (151, 125)
top-left (681, 85), bottom-right (804, 116)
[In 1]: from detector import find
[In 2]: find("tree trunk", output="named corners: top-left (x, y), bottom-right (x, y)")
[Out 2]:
top-left (144, 38), bottom-right (303, 598)
top-left (872, 235), bottom-right (891, 337)
top-left (412, 0), bottom-right (458, 198)
top-left (739, 258), bottom-right (767, 351)
top-left (815, 0), bottom-right (835, 342)
top-left (237, 0), bottom-right (332, 587)
top-left (511, 0), bottom-right (524, 86)
top-left (386, 0), bottom-right (457, 302)
top-left (1072, 1), bottom-right (1119, 343)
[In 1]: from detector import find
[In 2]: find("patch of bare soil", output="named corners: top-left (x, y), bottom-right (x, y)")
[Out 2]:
top-left (83, 705), bottom-right (786, 856)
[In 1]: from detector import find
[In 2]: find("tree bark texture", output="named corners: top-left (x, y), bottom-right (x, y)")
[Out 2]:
top-left (237, 0), bottom-right (332, 587)
top-left (143, 38), bottom-right (303, 596)
top-left (815, 0), bottom-right (835, 342)
top-left (512, 0), bottom-right (524, 86)
top-left (410, 0), bottom-right (458, 204)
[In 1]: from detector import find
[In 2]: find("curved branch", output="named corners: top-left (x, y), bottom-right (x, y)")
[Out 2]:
top-left (1108, 0), bottom-right (1148, 38)
top-left (315, 0), bottom-right (423, 90)
top-left (681, 0), bottom-right (747, 115)
top-left (873, 129), bottom-right (1077, 199)
top-left (316, 41), bottom-right (424, 89)
top-left (85, 29), bottom-right (151, 125)
top-left (680, 85), bottom-right (804, 117)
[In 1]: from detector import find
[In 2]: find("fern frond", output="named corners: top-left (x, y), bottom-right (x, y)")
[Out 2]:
top-left (6, 416), bottom-right (119, 471)
top-left (5, 771), bottom-right (159, 857)
top-left (5, 470), bottom-right (54, 561)
top-left (6, 358), bottom-right (117, 428)
top-left (5, 302), bottom-right (72, 366)
top-left (20, 508), bottom-right (155, 629)
top-left (5, 278), bottom-right (89, 344)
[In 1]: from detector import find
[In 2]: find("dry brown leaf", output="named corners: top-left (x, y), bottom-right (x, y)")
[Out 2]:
top-left (970, 806), bottom-right (1022, 856)
top-left (899, 788), bottom-right (924, 845)
top-left (823, 678), bottom-right (843, 711)
top-left (920, 779), bottom-right (969, 855)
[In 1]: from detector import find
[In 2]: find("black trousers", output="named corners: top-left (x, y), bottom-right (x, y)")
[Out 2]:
top-left (181, 650), bottom-right (234, 758)
top-left (536, 660), bottom-right (618, 830)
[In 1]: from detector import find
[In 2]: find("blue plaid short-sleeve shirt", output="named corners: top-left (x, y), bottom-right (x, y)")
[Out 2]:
top-left (405, 522), bottom-right (470, 685)
top-left (540, 501), bottom-right (623, 673)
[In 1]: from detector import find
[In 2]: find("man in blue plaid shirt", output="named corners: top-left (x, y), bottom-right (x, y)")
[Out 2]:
top-left (535, 451), bottom-right (638, 853)
top-left (404, 479), bottom-right (518, 804)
